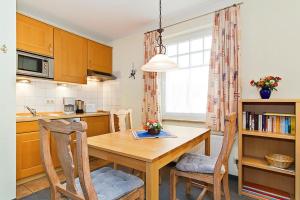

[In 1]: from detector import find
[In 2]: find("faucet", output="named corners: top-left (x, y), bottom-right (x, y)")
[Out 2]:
top-left (25, 106), bottom-right (37, 117)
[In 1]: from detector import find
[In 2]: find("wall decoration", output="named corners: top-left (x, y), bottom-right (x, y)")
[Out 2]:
top-left (129, 63), bottom-right (136, 79)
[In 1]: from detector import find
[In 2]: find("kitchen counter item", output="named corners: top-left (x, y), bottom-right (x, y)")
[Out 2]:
top-left (75, 100), bottom-right (84, 113)
top-left (63, 97), bottom-right (75, 114)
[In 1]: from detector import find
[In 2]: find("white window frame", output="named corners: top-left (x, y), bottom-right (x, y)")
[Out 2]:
top-left (161, 28), bottom-right (212, 122)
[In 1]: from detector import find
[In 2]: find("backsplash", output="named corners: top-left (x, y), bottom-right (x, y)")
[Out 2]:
top-left (16, 79), bottom-right (120, 113)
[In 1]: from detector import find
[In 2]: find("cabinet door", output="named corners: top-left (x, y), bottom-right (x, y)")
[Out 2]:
top-left (81, 115), bottom-right (110, 137)
top-left (17, 13), bottom-right (54, 57)
top-left (54, 29), bottom-right (87, 84)
top-left (88, 40), bottom-right (112, 74)
top-left (16, 132), bottom-right (44, 180)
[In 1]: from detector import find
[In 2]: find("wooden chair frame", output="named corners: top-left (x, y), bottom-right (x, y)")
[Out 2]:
top-left (38, 119), bottom-right (144, 200)
top-left (110, 109), bottom-right (133, 133)
top-left (170, 113), bottom-right (237, 200)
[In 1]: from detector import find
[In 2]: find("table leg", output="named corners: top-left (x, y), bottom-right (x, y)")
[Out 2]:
top-left (146, 162), bottom-right (159, 200)
top-left (205, 133), bottom-right (211, 156)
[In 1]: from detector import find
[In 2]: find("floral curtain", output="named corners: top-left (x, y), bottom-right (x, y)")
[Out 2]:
top-left (206, 5), bottom-right (241, 132)
top-left (142, 31), bottom-right (162, 124)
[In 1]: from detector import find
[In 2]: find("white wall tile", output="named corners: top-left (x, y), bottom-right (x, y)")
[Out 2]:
top-left (15, 79), bottom-right (120, 113)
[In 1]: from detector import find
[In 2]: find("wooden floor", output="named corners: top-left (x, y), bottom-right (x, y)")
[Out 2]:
top-left (16, 159), bottom-right (108, 199)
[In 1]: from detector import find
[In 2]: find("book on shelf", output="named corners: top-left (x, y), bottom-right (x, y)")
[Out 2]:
top-left (243, 182), bottom-right (291, 200)
top-left (242, 112), bottom-right (296, 135)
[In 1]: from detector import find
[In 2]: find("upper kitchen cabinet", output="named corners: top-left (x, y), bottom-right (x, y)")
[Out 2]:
top-left (17, 13), bottom-right (54, 57)
top-left (88, 40), bottom-right (112, 74)
top-left (54, 29), bottom-right (88, 84)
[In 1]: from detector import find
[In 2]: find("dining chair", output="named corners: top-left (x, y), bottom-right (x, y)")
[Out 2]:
top-left (110, 109), bottom-right (133, 133)
top-left (110, 109), bottom-right (136, 170)
top-left (170, 113), bottom-right (236, 200)
top-left (38, 119), bottom-right (144, 200)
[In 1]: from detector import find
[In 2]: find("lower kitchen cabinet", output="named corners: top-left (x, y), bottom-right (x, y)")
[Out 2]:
top-left (81, 115), bottom-right (110, 137)
top-left (16, 131), bottom-right (44, 180)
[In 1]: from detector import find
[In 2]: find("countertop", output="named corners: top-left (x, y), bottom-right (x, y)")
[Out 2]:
top-left (16, 112), bottom-right (109, 122)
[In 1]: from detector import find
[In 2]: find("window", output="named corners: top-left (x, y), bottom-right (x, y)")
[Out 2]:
top-left (162, 30), bottom-right (212, 121)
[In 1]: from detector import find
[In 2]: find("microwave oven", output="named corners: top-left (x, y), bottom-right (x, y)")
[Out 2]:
top-left (17, 51), bottom-right (54, 79)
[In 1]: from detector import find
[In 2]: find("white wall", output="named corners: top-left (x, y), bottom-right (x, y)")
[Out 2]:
top-left (111, 33), bottom-right (145, 128)
top-left (0, 0), bottom-right (16, 199)
top-left (241, 0), bottom-right (300, 99)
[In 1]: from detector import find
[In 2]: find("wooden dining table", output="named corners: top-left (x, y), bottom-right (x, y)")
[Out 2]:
top-left (87, 125), bottom-right (211, 200)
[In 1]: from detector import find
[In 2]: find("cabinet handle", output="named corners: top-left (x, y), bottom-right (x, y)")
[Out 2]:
top-left (49, 44), bottom-right (53, 52)
top-left (0, 44), bottom-right (8, 53)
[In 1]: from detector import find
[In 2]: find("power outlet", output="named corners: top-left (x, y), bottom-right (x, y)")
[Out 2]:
top-left (45, 98), bottom-right (55, 104)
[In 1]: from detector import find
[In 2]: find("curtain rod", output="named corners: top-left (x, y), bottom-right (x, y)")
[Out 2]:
top-left (145, 2), bottom-right (243, 34)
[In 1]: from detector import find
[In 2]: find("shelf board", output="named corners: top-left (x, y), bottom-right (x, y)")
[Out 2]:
top-left (263, 112), bottom-right (296, 117)
top-left (241, 99), bottom-right (300, 103)
top-left (242, 156), bottom-right (295, 176)
top-left (241, 130), bottom-right (295, 140)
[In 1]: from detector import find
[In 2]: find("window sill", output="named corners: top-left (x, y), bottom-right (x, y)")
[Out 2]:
top-left (162, 119), bottom-right (224, 136)
top-left (162, 119), bottom-right (207, 128)
top-left (162, 118), bottom-right (206, 123)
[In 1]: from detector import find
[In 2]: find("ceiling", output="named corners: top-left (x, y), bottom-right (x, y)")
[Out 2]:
top-left (17, 0), bottom-right (234, 43)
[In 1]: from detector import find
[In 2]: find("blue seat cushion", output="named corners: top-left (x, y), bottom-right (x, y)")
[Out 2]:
top-left (176, 153), bottom-right (225, 174)
top-left (75, 167), bottom-right (144, 200)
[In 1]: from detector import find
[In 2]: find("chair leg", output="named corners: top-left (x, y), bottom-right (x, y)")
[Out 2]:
top-left (222, 173), bottom-right (230, 200)
top-left (185, 178), bottom-right (191, 196)
top-left (50, 187), bottom-right (61, 200)
top-left (139, 187), bottom-right (145, 200)
top-left (170, 169), bottom-right (177, 200)
top-left (113, 163), bottom-right (118, 170)
top-left (213, 179), bottom-right (222, 200)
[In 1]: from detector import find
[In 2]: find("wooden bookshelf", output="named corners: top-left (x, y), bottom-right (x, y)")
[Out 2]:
top-left (238, 99), bottom-right (300, 200)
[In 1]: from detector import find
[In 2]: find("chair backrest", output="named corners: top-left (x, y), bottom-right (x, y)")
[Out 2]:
top-left (38, 119), bottom-right (98, 200)
top-left (214, 113), bottom-right (237, 175)
top-left (110, 109), bottom-right (133, 132)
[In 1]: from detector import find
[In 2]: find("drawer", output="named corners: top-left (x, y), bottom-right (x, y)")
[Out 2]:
top-left (16, 121), bottom-right (39, 134)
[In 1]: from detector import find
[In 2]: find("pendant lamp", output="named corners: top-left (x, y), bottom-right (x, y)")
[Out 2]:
top-left (141, 0), bottom-right (177, 72)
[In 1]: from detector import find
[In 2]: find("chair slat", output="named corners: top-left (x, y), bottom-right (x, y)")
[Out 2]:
top-left (110, 109), bottom-right (133, 132)
top-left (52, 132), bottom-right (78, 194)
